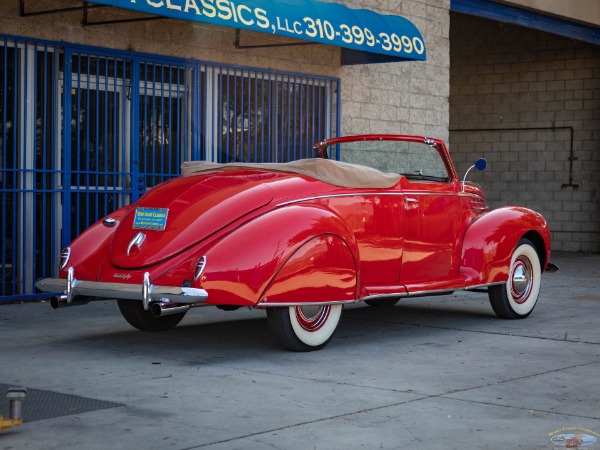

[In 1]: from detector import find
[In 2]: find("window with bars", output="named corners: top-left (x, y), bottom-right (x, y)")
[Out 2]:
top-left (212, 68), bottom-right (338, 163)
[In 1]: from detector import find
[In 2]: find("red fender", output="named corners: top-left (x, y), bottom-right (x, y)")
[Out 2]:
top-left (258, 234), bottom-right (358, 306)
top-left (460, 206), bottom-right (551, 286)
top-left (200, 205), bottom-right (359, 306)
top-left (59, 205), bottom-right (132, 280)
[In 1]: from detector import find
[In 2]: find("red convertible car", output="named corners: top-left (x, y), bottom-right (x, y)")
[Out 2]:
top-left (36, 135), bottom-right (556, 351)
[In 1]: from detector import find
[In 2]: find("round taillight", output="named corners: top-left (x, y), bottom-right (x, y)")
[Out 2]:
top-left (194, 256), bottom-right (207, 281)
top-left (60, 247), bottom-right (71, 270)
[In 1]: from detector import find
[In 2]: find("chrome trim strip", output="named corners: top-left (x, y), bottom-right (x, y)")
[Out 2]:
top-left (401, 192), bottom-right (457, 197)
top-left (276, 192), bottom-right (400, 207)
top-left (256, 299), bottom-right (358, 308)
top-left (257, 282), bottom-right (508, 307)
top-left (360, 292), bottom-right (408, 302)
top-left (361, 282), bottom-right (505, 302)
top-left (35, 273), bottom-right (208, 305)
top-left (465, 281), bottom-right (505, 290)
top-left (276, 191), bottom-right (463, 207)
top-left (407, 282), bottom-right (505, 296)
top-left (405, 287), bottom-right (457, 297)
top-left (458, 192), bottom-right (485, 198)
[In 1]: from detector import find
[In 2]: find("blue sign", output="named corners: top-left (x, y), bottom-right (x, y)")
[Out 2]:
top-left (133, 207), bottom-right (169, 231)
top-left (90, 0), bottom-right (426, 61)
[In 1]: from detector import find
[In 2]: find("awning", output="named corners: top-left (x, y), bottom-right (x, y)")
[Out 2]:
top-left (451, 0), bottom-right (600, 46)
top-left (89, 0), bottom-right (426, 63)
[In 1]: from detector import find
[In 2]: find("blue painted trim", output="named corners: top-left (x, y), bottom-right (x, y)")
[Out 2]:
top-left (451, 0), bottom-right (600, 45)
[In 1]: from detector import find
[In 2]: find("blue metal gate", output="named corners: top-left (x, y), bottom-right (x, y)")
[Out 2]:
top-left (0, 34), bottom-right (340, 301)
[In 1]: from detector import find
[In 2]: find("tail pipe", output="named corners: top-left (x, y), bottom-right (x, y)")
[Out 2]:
top-left (50, 295), bottom-right (90, 309)
top-left (150, 303), bottom-right (191, 317)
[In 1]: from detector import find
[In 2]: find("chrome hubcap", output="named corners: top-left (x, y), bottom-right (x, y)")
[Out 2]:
top-left (295, 305), bottom-right (330, 332)
top-left (510, 257), bottom-right (533, 303)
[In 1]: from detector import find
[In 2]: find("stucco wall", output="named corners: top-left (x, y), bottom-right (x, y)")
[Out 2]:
top-left (501, 0), bottom-right (600, 28)
top-left (0, 0), bottom-right (450, 141)
top-left (450, 12), bottom-right (600, 252)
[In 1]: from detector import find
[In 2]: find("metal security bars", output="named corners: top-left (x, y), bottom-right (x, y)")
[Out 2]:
top-left (1, 38), bottom-right (60, 299)
top-left (63, 51), bottom-right (133, 239)
top-left (0, 34), bottom-right (340, 301)
top-left (211, 67), bottom-right (338, 163)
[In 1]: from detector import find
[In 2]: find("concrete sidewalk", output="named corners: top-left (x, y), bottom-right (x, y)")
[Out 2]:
top-left (0, 252), bottom-right (599, 449)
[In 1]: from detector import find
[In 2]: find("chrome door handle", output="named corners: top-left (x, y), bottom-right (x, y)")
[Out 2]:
top-left (404, 197), bottom-right (419, 210)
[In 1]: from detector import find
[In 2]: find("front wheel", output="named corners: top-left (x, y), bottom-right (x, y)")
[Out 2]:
top-left (117, 299), bottom-right (186, 331)
top-left (488, 238), bottom-right (542, 319)
top-left (267, 304), bottom-right (343, 351)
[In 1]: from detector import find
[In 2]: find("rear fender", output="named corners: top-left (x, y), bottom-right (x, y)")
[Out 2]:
top-left (257, 234), bottom-right (358, 307)
top-left (460, 207), bottom-right (551, 285)
top-left (200, 205), bottom-right (358, 306)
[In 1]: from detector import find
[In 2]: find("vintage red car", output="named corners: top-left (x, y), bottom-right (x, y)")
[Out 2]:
top-left (36, 134), bottom-right (556, 351)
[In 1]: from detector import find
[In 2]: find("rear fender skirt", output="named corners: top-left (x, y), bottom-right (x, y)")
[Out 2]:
top-left (460, 206), bottom-right (551, 285)
top-left (257, 234), bottom-right (358, 307)
top-left (200, 205), bottom-right (359, 306)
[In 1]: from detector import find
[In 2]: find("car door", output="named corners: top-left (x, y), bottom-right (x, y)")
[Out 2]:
top-left (399, 178), bottom-right (461, 286)
top-left (322, 192), bottom-right (405, 285)
top-left (392, 142), bottom-right (462, 288)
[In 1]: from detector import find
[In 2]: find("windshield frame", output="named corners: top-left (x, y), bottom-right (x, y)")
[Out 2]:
top-left (314, 134), bottom-right (457, 182)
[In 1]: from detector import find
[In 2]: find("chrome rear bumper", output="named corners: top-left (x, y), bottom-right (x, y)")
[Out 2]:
top-left (35, 268), bottom-right (208, 310)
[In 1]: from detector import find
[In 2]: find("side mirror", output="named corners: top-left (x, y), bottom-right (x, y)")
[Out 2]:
top-left (462, 158), bottom-right (487, 192)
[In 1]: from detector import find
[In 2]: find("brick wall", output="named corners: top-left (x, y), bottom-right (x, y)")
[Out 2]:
top-left (450, 13), bottom-right (600, 252)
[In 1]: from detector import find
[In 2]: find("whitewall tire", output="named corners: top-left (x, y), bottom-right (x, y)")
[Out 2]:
top-left (267, 304), bottom-right (343, 351)
top-left (488, 238), bottom-right (542, 319)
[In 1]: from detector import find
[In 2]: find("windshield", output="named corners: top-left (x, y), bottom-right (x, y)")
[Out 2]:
top-left (329, 139), bottom-right (451, 181)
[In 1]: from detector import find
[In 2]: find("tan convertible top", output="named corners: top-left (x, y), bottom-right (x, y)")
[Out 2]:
top-left (180, 158), bottom-right (401, 189)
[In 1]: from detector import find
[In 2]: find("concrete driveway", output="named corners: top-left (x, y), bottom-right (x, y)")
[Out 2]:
top-left (1, 252), bottom-right (599, 449)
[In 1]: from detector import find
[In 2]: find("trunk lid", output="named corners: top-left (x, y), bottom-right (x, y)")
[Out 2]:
top-left (109, 172), bottom-right (274, 269)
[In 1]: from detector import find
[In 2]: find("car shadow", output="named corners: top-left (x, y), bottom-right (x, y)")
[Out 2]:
top-left (49, 300), bottom-right (497, 360)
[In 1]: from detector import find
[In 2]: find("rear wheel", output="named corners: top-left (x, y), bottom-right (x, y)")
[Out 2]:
top-left (117, 299), bottom-right (186, 331)
top-left (488, 238), bottom-right (541, 319)
top-left (267, 304), bottom-right (343, 351)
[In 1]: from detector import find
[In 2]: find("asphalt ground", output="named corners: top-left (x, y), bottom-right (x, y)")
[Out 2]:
top-left (0, 252), bottom-right (599, 449)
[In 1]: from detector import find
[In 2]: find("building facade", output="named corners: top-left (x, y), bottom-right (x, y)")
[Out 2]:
top-left (0, 0), bottom-right (598, 300)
